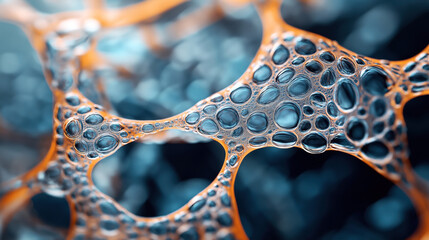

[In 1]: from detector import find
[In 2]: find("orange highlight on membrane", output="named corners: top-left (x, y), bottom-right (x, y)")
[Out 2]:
top-left (0, 0), bottom-right (428, 239)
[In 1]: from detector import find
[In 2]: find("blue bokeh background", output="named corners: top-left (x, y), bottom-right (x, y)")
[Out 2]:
top-left (0, 0), bottom-right (428, 239)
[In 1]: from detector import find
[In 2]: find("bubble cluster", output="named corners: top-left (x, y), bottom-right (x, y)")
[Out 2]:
top-left (1, 1), bottom-right (429, 240)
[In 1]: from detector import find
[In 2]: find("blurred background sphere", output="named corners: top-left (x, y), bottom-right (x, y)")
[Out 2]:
top-left (0, 0), bottom-right (428, 239)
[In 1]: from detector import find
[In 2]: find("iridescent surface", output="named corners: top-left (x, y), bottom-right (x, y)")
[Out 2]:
top-left (0, 0), bottom-right (428, 240)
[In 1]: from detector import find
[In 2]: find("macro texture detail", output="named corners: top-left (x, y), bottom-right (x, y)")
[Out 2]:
top-left (0, 0), bottom-right (428, 239)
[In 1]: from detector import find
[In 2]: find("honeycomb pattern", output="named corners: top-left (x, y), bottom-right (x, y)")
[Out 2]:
top-left (0, 0), bottom-right (428, 239)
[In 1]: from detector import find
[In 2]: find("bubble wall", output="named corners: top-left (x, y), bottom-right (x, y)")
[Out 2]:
top-left (0, 0), bottom-right (428, 239)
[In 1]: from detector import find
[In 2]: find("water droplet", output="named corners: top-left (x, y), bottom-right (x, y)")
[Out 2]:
top-left (404, 62), bottom-right (416, 72)
top-left (100, 219), bottom-right (119, 231)
top-left (303, 105), bottom-right (314, 116)
top-left (217, 233), bottom-right (235, 240)
top-left (320, 51), bottom-right (335, 63)
top-left (337, 57), bottom-right (355, 75)
top-left (87, 152), bottom-right (98, 159)
top-left (272, 44), bottom-right (289, 65)
top-left (370, 99), bottom-right (386, 117)
top-left (331, 134), bottom-right (355, 150)
top-left (142, 124), bottom-right (155, 133)
top-left (221, 194), bottom-right (231, 207)
top-left (384, 130), bottom-right (396, 142)
top-left (205, 226), bottom-right (216, 233)
top-left (247, 112), bottom-right (268, 133)
top-left (110, 123), bottom-right (123, 132)
top-left (45, 165), bottom-right (60, 180)
top-left (356, 58), bottom-right (365, 65)
top-left (67, 151), bottom-right (78, 162)
top-left (362, 141), bottom-right (389, 159)
top-left (229, 155), bottom-right (238, 166)
top-left (288, 76), bottom-right (311, 98)
top-left (56, 107), bottom-right (63, 121)
top-left (335, 116), bottom-right (345, 126)
top-left (65, 119), bottom-right (82, 138)
top-left (208, 189), bottom-right (216, 196)
top-left (230, 85), bottom-right (251, 104)
top-left (305, 60), bottom-right (323, 74)
top-left (253, 65), bottom-right (272, 84)
top-left (310, 92), bottom-right (326, 108)
top-left (295, 38), bottom-right (316, 55)
top-left (302, 132), bottom-right (327, 152)
top-left (83, 128), bottom-right (97, 140)
top-left (216, 108), bottom-right (239, 129)
top-left (77, 106), bottom-right (91, 114)
top-left (149, 222), bottom-right (167, 235)
top-left (95, 135), bottom-right (119, 153)
top-left (276, 68), bottom-right (295, 84)
top-left (216, 212), bottom-right (232, 226)
top-left (179, 227), bottom-right (199, 240)
top-left (56, 126), bottom-right (63, 135)
top-left (274, 102), bottom-right (300, 129)
top-left (346, 119), bottom-right (367, 141)
top-left (409, 72), bottom-right (428, 83)
top-left (75, 140), bottom-right (88, 153)
top-left (394, 93), bottom-right (402, 105)
top-left (299, 120), bottom-right (311, 133)
top-left (361, 67), bottom-right (389, 96)
top-left (315, 115), bottom-right (329, 130)
top-left (56, 137), bottom-right (64, 146)
top-left (320, 68), bottom-right (336, 87)
top-left (189, 198), bottom-right (206, 212)
top-left (203, 105), bottom-right (217, 114)
top-left (232, 127), bottom-right (243, 137)
top-left (65, 94), bottom-right (80, 106)
top-left (235, 145), bottom-right (243, 152)
top-left (373, 121), bottom-right (385, 134)
top-left (198, 119), bottom-right (219, 135)
top-left (257, 85), bottom-right (279, 105)
top-left (327, 101), bottom-right (339, 117)
top-left (186, 112), bottom-right (200, 125)
top-left (99, 201), bottom-right (119, 216)
top-left (85, 114), bottom-right (104, 125)
top-left (292, 57), bottom-right (305, 65)
top-left (211, 94), bottom-right (224, 103)
top-left (272, 132), bottom-right (297, 147)
top-left (388, 113), bottom-right (395, 126)
top-left (335, 79), bottom-right (358, 110)
top-left (249, 136), bottom-right (267, 146)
